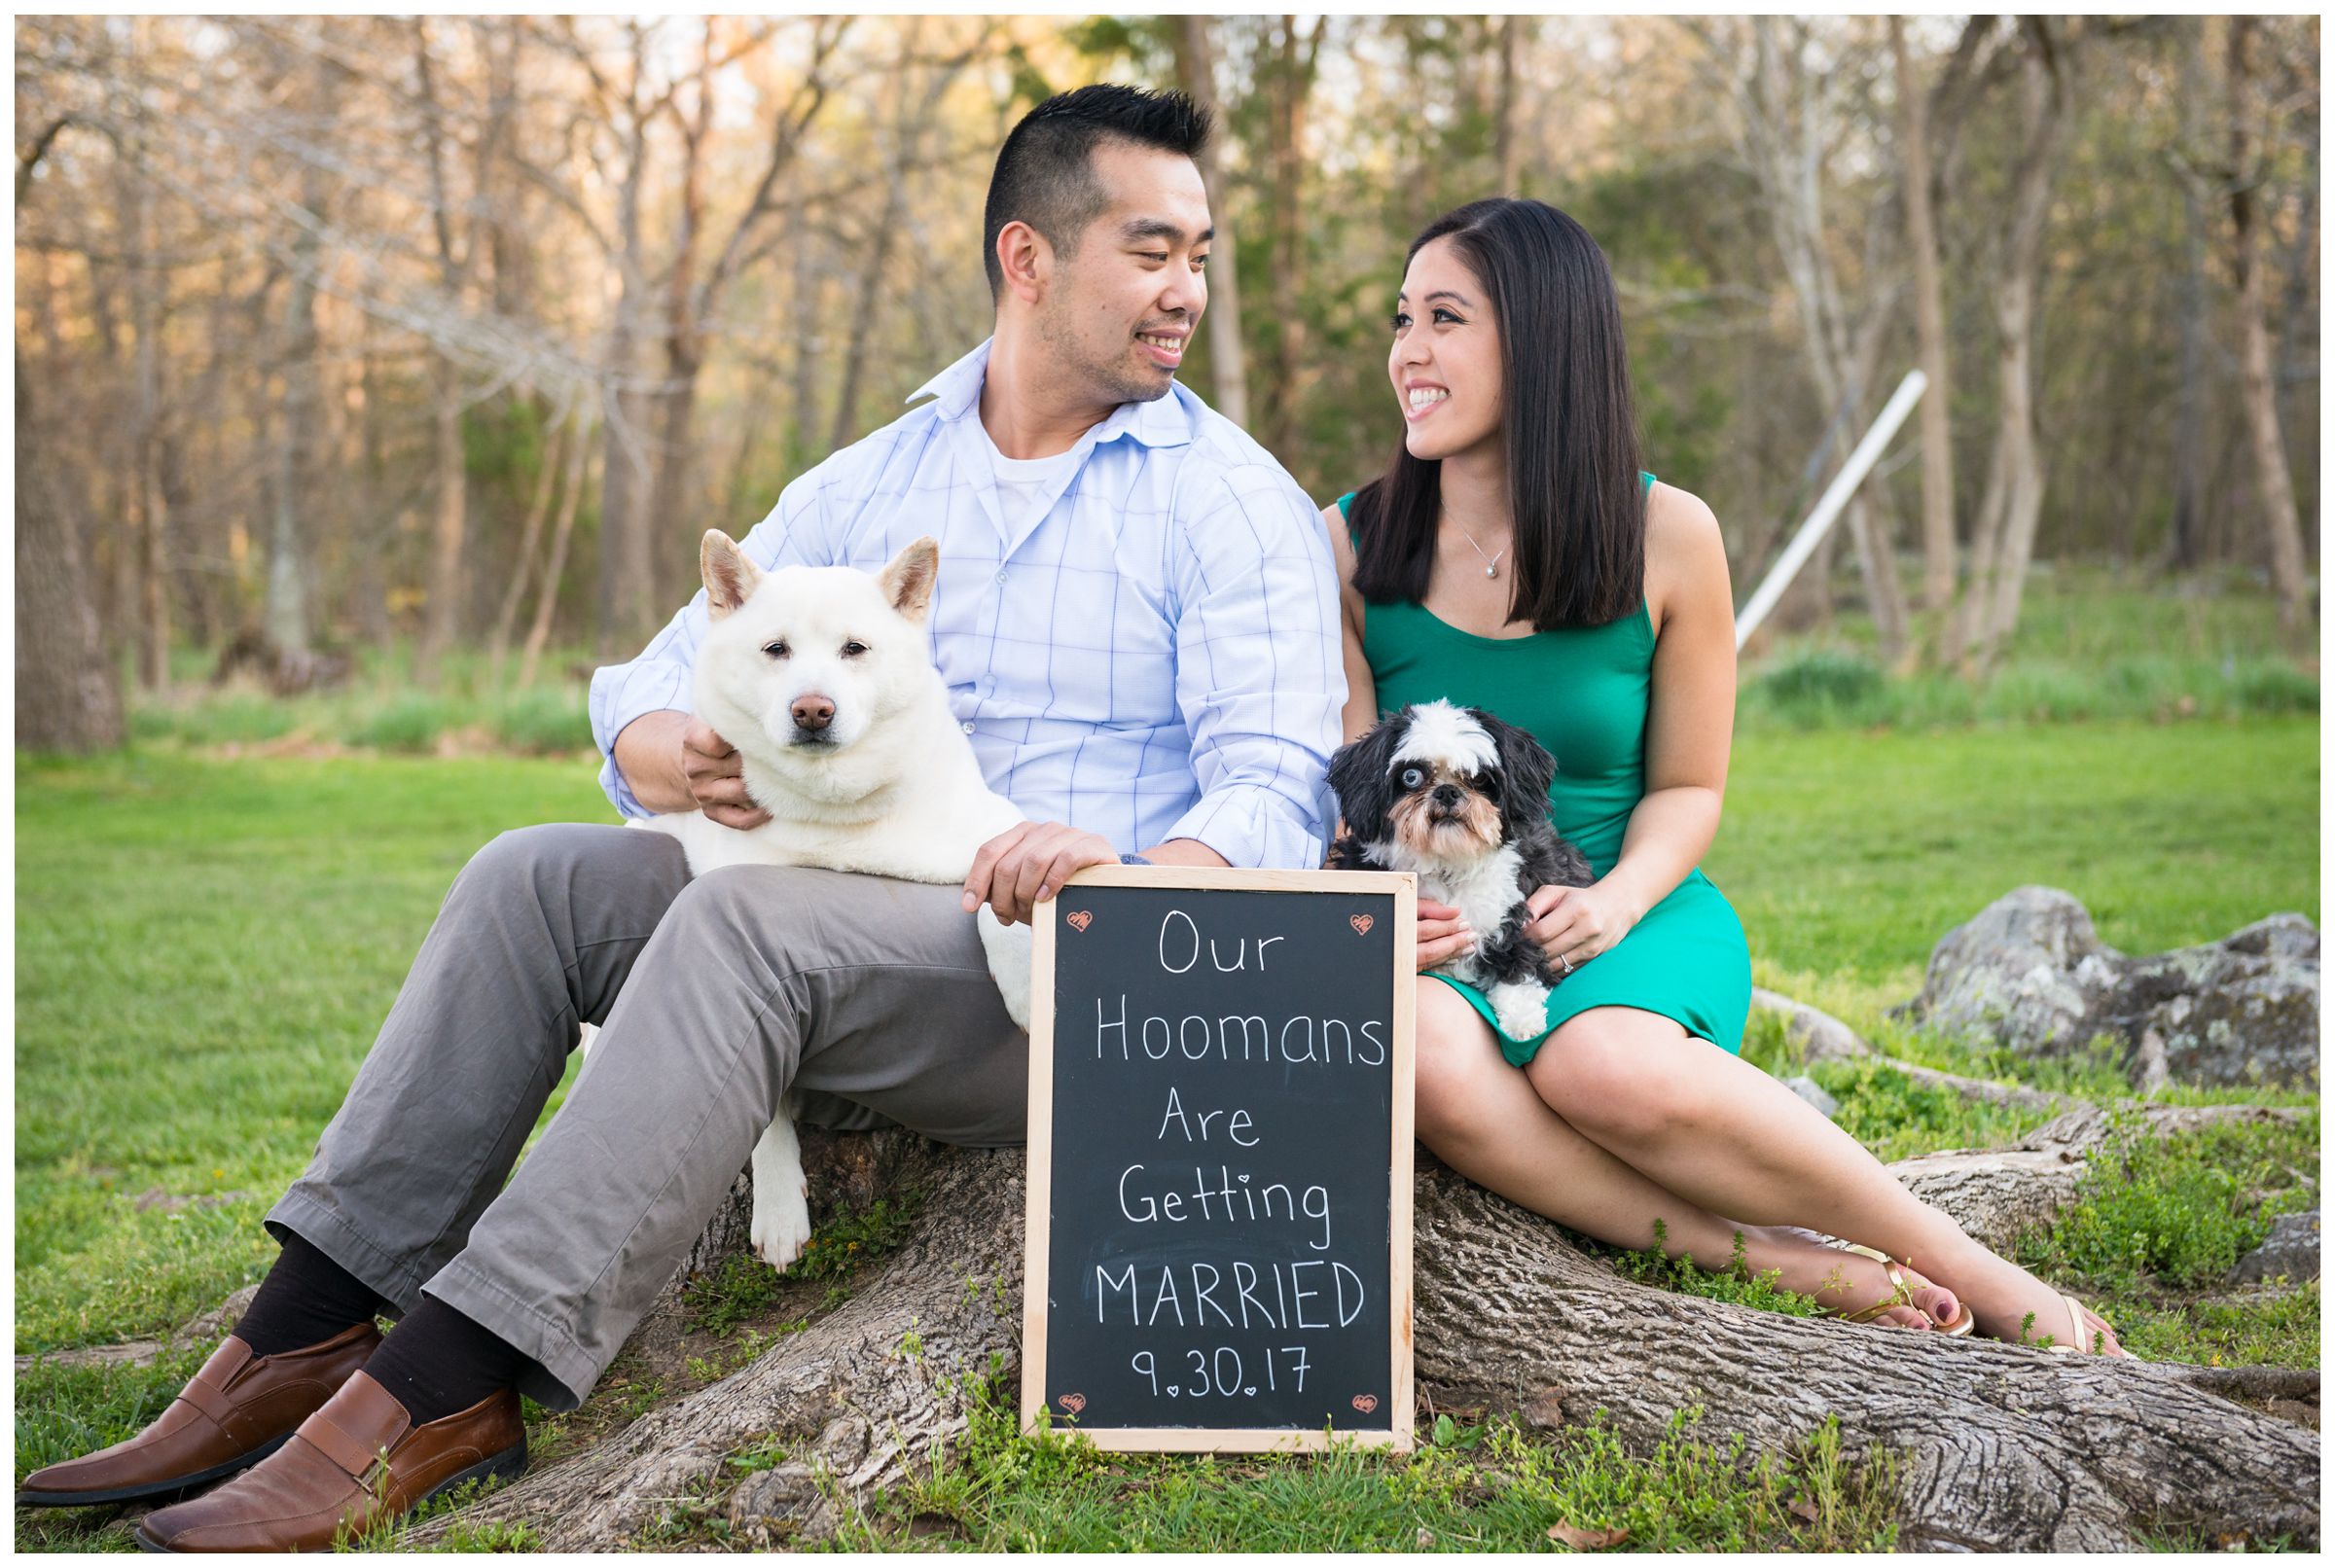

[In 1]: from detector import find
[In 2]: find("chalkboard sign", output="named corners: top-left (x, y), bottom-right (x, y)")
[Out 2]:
top-left (1021, 865), bottom-right (1416, 1453)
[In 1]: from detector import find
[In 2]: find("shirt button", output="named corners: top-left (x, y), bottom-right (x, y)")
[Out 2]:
top-left (994, 568), bottom-right (1007, 585)
top-left (961, 721), bottom-right (976, 734)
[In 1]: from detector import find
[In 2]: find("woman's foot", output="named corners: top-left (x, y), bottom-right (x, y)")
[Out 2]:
top-left (1744, 1229), bottom-right (1965, 1332)
top-left (1878, 1245), bottom-right (2131, 1356)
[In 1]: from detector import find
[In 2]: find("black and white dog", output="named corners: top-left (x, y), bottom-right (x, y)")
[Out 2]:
top-left (1325, 700), bottom-right (1596, 1040)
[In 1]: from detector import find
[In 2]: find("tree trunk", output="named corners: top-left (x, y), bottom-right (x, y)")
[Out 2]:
top-left (1174, 14), bottom-right (1249, 427)
top-left (1890, 18), bottom-right (1957, 659)
top-left (1494, 16), bottom-right (1525, 195)
top-left (2167, 18), bottom-right (2213, 574)
top-left (413, 355), bottom-right (467, 686)
top-left (519, 412), bottom-right (594, 690)
top-left (488, 410), bottom-right (568, 687)
top-left (1259, 16), bottom-right (1327, 460)
top-left (15, 350), bottom-right (126, 752)
top-left (1970, 19), bottom-right (2073, 677)
top-left (411, 1105), bottom-right (2318, 1553)
top-left (124, 147), bottom-right (172, 694)
top-left (264, 162), bottom-right (328, 660)
top-left (2223, 16), bottom-right (2314, 645)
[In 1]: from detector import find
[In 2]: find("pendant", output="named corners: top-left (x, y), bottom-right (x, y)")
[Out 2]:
top-left (1485, 564), bottom-right (1498, 579)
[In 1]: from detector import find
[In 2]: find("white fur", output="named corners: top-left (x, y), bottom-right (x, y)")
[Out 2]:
top-left (623, 534), bottom-right (1035, 1269)
top-left (1363, 837), bottom-right (1524, 986)
top-left (1392, 697), bottom-right (1496, 775)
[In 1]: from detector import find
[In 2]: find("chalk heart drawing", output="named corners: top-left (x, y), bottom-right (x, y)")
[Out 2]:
top-left (1056, 1392), bottom-right (1087, 1414)
top-left (1065, 910), bottom-right (1094, 933)
top-left (1349, 914), bottom-right (1375, 936)
top-left (1350, 1394), bottom-right (1381, 1414)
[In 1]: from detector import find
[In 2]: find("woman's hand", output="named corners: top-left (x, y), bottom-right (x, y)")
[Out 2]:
top-left (1525, 881), bottom-right (1643, 975)
top-left (1416, 899), bottom-right (1475, 971)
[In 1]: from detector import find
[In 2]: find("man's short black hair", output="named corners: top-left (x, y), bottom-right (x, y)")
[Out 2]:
top-left (982, 84), bottom-right (1212, 302)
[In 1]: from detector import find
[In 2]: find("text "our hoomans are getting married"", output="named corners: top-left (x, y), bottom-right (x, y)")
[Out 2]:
top-left (1090, 907), bottom-right (1387, 1329)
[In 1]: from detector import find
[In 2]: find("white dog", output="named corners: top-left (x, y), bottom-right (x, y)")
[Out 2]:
top-left (583, 531), bottom-right (1032, 1271)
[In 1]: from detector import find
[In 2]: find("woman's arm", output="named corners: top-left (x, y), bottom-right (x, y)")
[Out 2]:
top-left (1320, 504), bottom-right (1379, 743)
top-left (1527, 483), bottom-right (1735, 962)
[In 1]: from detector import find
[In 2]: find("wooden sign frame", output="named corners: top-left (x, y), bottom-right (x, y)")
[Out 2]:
top-left (1020, 863), bottom-right (1417, 1453)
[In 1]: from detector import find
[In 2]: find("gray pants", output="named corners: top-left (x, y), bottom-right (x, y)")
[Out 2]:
top-left (266, 823), bottom-right (1027, 1410)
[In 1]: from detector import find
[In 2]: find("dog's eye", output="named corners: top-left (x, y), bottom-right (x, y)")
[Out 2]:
top-left (1399, 766), bottom-right (1424, 791)
top-left (841, 641), bottom-right (868, 659)
top-left (763, 640), bottom-right (790, 659)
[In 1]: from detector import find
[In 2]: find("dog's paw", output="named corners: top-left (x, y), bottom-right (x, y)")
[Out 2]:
top-left (1487, 980), bottom-right (1552, 1044)
top-left (750, 1174), bottom-right (813, 1271)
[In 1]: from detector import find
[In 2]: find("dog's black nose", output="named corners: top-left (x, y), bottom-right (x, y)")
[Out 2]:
top-left (792, 695), bottom-right (835, 732)
top-left (1432, 783), bottom-right (1461, 807)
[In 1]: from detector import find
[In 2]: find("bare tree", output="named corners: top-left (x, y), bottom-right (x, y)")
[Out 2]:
top-left (1958, 18), bottom-right (2076, 677)
top-left (1173, 14), bottom-right (1249, 426)
top-left (2220, 16), bottom-right (2314, 644)
top-left (1890, 17), bottom-right (1958, 661)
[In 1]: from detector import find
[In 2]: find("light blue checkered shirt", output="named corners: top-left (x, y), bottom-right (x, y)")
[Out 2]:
top-left (588, 338), bottom-right (1346, 871)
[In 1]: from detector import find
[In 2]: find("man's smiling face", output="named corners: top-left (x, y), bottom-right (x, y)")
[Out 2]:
top-left (1034, 138), bottom-right (1212, 408)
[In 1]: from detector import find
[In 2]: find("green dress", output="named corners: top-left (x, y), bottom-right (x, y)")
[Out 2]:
top-left (1338, 486), bottom-right (1751, 1064)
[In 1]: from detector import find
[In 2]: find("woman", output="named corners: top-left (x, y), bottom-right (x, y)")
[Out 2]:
top-left (1324, 197), bottom-right (2121, 1353)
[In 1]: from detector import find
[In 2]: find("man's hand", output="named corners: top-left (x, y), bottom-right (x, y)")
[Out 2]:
top-left (1524, 880), bottom-right (1641, 974)
top-left (1416, 898), bottom-right (1476, 972)
top-left (962, 821), bottom-right (1118, 926)
top-left (681, 719), bottom-right (771, 831)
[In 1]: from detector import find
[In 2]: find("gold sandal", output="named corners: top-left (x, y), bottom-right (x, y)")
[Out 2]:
top-left (1835, 1243), bottom-right (1975, 1336)
top-left (2043, 1292), bottom-right (2119, 1355)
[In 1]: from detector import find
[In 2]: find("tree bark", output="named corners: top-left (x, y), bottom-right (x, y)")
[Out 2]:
top-left (487, 410), bottom-right (567, 687)
top-left (1966, 20), bottom-right (2076, 677)
top-left (412, 1109), bottom-right (2319, 1553)
top-left (1259, 16), bottom-right (1328, 461)
top-left (519, 411), bottom-right (594, 690)
top-left (1890, 18), bottom-right (1958, 660)
top-left (1174, 14), bottom-right (1249, 427)
top-left (16, 349), bottom-right (127, 752)
top-left (2222, 16), bottom-right (2314, 645)
top-left (264, 149), bottom-right (330, 660)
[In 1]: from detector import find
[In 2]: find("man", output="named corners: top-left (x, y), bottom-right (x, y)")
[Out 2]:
top-left (22, 85), bottom-right (1344, 1550)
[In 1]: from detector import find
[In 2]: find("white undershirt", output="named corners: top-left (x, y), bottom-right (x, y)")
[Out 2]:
top-left (982, 427), bottom-right (1086, 537)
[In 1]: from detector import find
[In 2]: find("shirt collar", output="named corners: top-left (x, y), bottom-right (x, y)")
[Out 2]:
top-left (908, 336), bottom-right (1197, 450)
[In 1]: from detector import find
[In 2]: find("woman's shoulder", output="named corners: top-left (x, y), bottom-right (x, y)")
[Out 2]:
top-left (1642, 480), bottom-right (1727, 634)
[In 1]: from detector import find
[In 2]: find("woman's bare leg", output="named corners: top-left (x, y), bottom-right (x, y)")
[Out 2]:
top-left (1520, 1003), bottom-right (2124, 1353)
top-left (1414, 982), bottom-right (1955, 1330)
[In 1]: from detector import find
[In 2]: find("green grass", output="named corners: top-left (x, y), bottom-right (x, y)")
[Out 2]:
top-left (809, 1373), bottom-right (1898, 1551)
top-left (14, 697), bottom-right (2318, 1550)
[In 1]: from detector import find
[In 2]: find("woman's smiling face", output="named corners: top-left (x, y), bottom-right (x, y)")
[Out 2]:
top-left (1388, 235), bottom-right (1503, 464)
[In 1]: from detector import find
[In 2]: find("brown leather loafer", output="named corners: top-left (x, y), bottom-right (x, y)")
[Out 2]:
top-left (132, 1371), bottom-right (525, 1552)
top-left (16, 1323), bottom-right (380, 1509)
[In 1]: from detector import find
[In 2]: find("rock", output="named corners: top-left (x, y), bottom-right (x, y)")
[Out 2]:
top-left (1783, 1075), bottom-right (1840, 1118)
top-left (1894, 888), bottom-right (2319, 1088)
top-left (727, 1461), bottom-right (839, 1546)
top-left (1893, 886), bottom-right (2113, 1056)
top-left (2232, 1211), bottom-right (2321, 1285)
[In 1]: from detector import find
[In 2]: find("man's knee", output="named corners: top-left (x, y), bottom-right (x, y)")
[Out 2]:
top-left (453, 822), bottom-right (676, 912)
top-left (656, 863), bottom-right (819, 961)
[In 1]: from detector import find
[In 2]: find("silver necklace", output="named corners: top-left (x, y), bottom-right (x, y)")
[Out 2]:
top-left (1451, 521), bottom-right (1508, 579)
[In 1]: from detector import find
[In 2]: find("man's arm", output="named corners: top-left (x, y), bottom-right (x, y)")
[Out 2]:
top-left (588, 477), bottom-right (826, 818)
top-left (1161, 465), bottom-right (1347, 867)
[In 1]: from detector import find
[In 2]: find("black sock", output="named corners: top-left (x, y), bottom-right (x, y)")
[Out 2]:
top-left (234, 1231), bottom-right (385, 1357)
top-left (359, 1296), bottom-right (530, 1425)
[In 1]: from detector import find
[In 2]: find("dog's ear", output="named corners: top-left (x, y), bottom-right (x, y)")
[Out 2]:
top-left (1479, 709), bottom-right (1558, 832)
top-left (1326, 715), bottom-right (1400, 843)
top-left (701, 531), bottom-right (764, 621)
top-left (879, 537), bottom-right (940, 623)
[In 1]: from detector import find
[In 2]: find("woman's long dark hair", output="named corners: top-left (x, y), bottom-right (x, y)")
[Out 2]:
top-left (1350, 198), bottom-right (1646, 630)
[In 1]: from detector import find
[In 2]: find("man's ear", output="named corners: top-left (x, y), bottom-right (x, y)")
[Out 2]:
top-left (701, 530), bottom-right (763, 621)
top-left (879, 536), bottom-right (940, 623)
top-left (995, 219), bottom-right (1052, 309)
